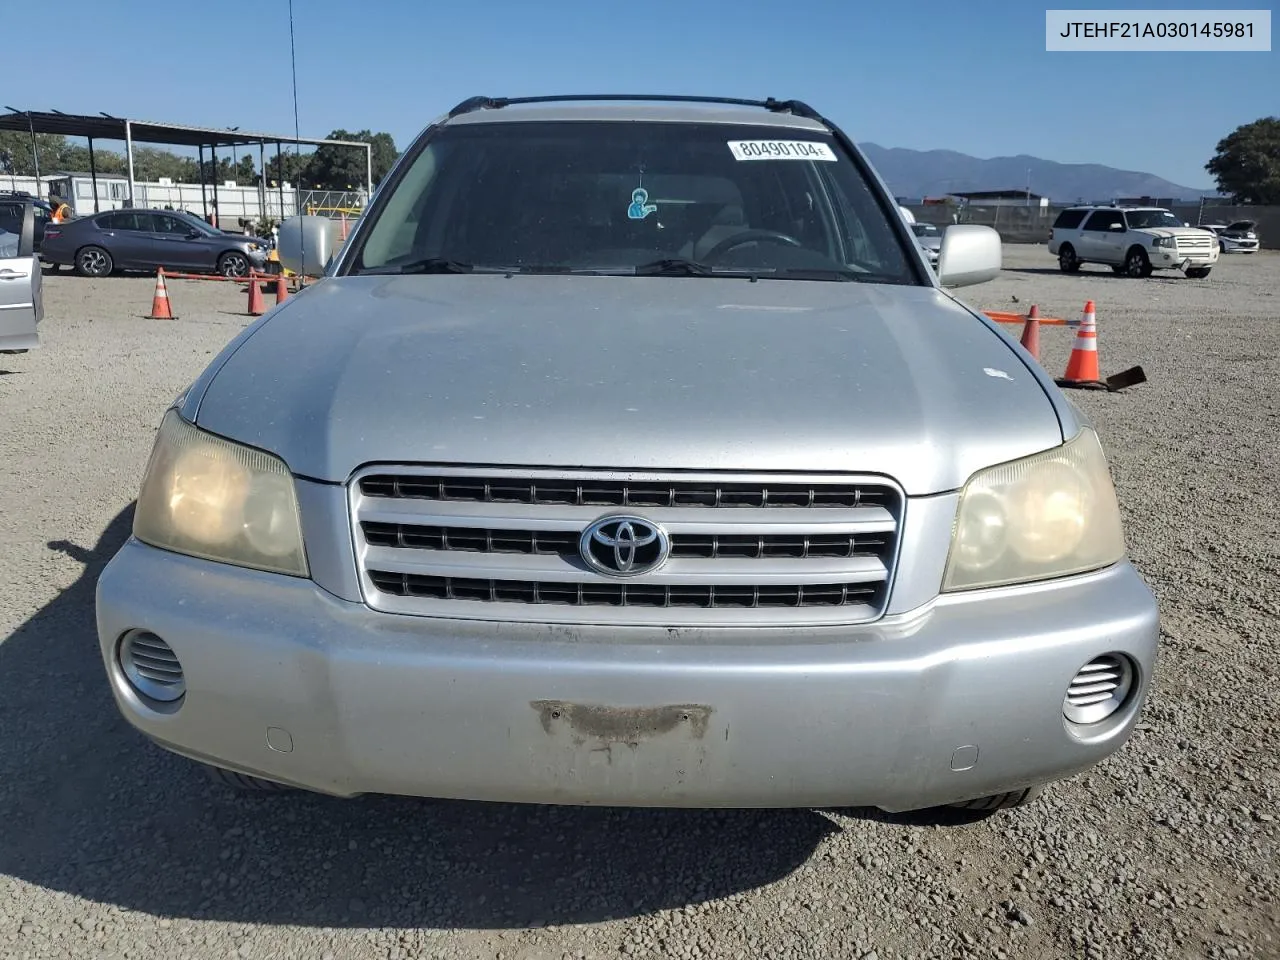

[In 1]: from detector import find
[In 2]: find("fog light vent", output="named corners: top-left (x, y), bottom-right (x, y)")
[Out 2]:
top-left (119, 631), bottom-right (186, 703)
top-left (1064, 653), bottom-right (1132, 725)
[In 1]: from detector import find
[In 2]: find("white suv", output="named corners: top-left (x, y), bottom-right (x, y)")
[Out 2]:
top-left (1048, 205), bottom-right (1219, 279)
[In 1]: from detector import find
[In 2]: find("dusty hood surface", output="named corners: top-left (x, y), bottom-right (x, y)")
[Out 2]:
top-left (192, 275), bottom-right (1065, 495)
top-left (1137, 226), bottom-right (1215, 240)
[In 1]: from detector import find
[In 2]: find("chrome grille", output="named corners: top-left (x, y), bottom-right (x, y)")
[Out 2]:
top-left (351, 467), bottom-right (904, 626)
top-left (361, 522), bottom-right (888, 559)
top-left (1175, 235), bottom-right (1212, 250)
top-left (359, 474), bottom-right (888, 509)
top-left (370, 572), bottom-right (879, 608)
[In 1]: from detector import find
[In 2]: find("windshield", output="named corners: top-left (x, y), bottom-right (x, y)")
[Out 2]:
top-left (1124, 210), bottom-right (1184, 230)
top-left (350, 120), bottom-right (918, 283)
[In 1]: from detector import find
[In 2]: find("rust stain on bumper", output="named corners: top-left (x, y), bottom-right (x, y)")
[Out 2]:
top-left (532, 701), bottom-right (713, 742)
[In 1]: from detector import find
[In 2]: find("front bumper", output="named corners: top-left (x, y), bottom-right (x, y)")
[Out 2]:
top-left (96, 539), bottom-right (1160, 811)
top-left (1152, 247), bottom-right (1218, 268)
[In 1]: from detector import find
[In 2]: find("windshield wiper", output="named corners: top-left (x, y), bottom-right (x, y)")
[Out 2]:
top-left (510, 264), bottom-right (603, 275)
top-left (770, 267), bottom-right (866, 282)
top-left (359, 257), bottom-right (477, 275)
top-left (633, 257), bottom-right (716, 277)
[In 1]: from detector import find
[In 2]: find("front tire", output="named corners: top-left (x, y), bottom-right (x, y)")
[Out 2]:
top-left (218, 252), bottom-right (250, 278)
top-left (1124, 247), bottom-right (1153, 278)
top-left (75, 245), bottom-right (113, 277)
top-left (949, 784), bottom-right (1046, 812)
top-left (1058, 244), bottom-right (1081, 273)
top-left (203, 763), bottom-right (293, 793)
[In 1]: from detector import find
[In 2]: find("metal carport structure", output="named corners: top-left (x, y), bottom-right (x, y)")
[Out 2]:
top-left (0, 108), bottom-right (372, 222)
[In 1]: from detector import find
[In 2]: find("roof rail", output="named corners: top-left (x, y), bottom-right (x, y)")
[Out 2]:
top-left (444, 94), bottom-right (824, 121)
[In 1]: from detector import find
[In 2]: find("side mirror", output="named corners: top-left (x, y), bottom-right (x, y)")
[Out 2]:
top-left (187, 229), bottom-right (202, 239)
top-left (276, 215), bottom-right (335, 277)
top-left (935, 224), bottom-right (1001, 288)
top-left (1109, 223), bottom-right (1125, 231)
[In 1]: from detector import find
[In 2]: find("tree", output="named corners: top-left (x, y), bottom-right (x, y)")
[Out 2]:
top-left (196, 154), bottom-right (257, 185)
top-left (264, 149), bottom-right (309, 188)
top-left (0, 131), bottom-right (69, 176)
top-left (1205, 117), bottom-right (1280, 204)
top-left (303, 129), bottom-right (399, 190)
top-left (132, 147), bottom-right (198, 182)
top-left (61, 145), bottom-right (127, 176)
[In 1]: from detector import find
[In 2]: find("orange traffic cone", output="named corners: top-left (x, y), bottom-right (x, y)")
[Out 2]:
top-left (339, 214), bottom-right (348, 240)
top-left (147, 268), bottom-right (176, 319)
top-left (1069, 299), bottom-right (1094, 329)
top-left (1055, 299), bottom-right (1148, 392)
top-left (275, 273), bottom-right (290, 305)
top-left (1019, 304), bottom-right (1041, 361)
top-left (1060, 300), bottom-right (1101, 384)
top-left (247, 271), bottom-right (266, 316)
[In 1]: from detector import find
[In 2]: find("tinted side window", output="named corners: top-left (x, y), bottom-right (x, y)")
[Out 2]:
top-left (1082, 210), bottom-right (1123, 231)
top-left (0, 203), bottom-right (20, 233)
top-left (100, 213), bottom-right (147, 231)
top-left (155, 215), bottom-right (192, 235)
top-left (1053, 209), bottom-right (1087, 229)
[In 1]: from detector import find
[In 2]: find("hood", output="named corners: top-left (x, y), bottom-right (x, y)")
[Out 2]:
top-left (191, 275), bottom-right (1065, 496)
top-left (216, 231), bottom-right (270, 245)
top-left (1137, 226), bottom-right (1213, 239)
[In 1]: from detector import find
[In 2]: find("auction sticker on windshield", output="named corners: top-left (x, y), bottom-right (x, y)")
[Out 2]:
top-left (728, 140), bottom-right (837, 161)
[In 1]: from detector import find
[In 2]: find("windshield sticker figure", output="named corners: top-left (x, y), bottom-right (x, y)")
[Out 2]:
top-left (627, 187), bottom-right (658, 221)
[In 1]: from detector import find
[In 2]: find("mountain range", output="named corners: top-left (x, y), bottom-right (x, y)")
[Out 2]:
top-left (859, 144), bottom-right (1215, 202)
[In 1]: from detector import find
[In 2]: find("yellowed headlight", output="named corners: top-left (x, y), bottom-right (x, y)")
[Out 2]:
top-left (1005, 459), bottom-right (1089, 564)
top-left (134, 410), bottom-right (308, 576)
top-left (168, 445), bottom-right (251, 545)
top-left (943, 429), bottom-right (1125, 592)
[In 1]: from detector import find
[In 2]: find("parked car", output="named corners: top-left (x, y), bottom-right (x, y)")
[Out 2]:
top-left (0, 193), bottom-right (55, 253)
top-left (0, 201), bottom-right (44, 351)
top-left (40, 208), bottom-right (269, 278)
top-left (910, 221), bottom-right (942, 266)
top-left (1048, 205), bottom-right (1219, 278)
top-left (95, 94), bottom-right (1158, 816)
top-left (1208, 220), bottom-right (1260, 254)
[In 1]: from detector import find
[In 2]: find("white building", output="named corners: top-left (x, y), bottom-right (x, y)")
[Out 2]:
top-left (29, 172), bottom-right (301, 224)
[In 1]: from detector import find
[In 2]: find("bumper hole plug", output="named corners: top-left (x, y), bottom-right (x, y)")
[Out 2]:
top-left (950, 745), bottom-right (979, 772)
top-left (266, 727), bottom-right (294, 754)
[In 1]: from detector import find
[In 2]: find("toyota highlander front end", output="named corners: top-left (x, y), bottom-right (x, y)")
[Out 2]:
top-left (95, 95), bottom-right (1159, 814)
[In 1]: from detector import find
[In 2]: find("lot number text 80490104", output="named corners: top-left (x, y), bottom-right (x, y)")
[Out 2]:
top-left (727, 141), bottom-right (838, 162)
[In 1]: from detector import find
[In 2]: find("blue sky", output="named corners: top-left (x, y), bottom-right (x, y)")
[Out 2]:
top-left (7, 0), bottom-right (1276, 189)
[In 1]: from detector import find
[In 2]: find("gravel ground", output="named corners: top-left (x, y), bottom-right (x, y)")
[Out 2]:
top-left (1, 248), bottom-right (1277, 960)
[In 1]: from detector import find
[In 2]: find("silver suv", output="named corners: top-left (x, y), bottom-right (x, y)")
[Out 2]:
top-left (95, 95), bottom-right (1159, 815)
top-left (1049, 205), bottom-right (1219, 278)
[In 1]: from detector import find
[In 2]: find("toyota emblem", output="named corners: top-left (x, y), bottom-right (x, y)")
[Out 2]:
top-left (579, 516), bottom-right (670, 578)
